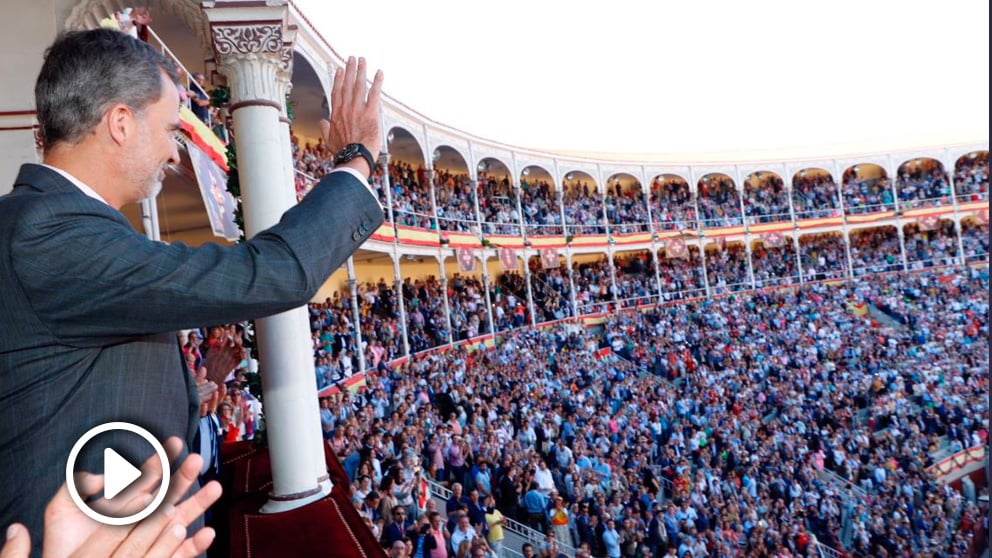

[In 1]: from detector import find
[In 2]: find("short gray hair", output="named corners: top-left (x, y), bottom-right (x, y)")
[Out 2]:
top-left (35, 29), bottom-right (179, 152)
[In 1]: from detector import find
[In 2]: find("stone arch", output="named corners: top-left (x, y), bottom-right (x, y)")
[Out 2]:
top-left (477, 157), bottom-right (517, 236)
top-left (650, 174), bottom-right (694, 232)
top-left (696, 173), bottom-right (740, 228)
top-left (561, 170), bottom-right (603, 236)
top-left (792, 168), bottom-right (839, 219)
top-left (895, 157), bottom-right (951, 210)
top-left (743, 171), bottom-right (789, 224)
top-left (289, 50), bottom-right (328, 151)
top-left (842, 163), bottom-right (892, 214)
top-left (605, 172), bottom-right (648, 233)
top-left (953, 150), bottom-right (989, 203)
top-left (387, 126), bottom-right (432, 229)
top-left (432, 146), bottom-right (474, 234)
top-left (519, 165), bottom-right (560, 236)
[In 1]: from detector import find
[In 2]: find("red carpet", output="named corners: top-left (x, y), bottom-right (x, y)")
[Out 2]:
top-left (217, 441), bottom-right (386, 558)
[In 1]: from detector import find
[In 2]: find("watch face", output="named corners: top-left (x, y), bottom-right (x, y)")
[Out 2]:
top-left (335, 144), bottom-right (359, 164)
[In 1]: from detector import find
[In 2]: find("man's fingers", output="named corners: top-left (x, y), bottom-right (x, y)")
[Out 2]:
top-left (353, 57), bottom-right (368, 105)
top-left (72, 472), bottom-right (106, 500)
top-left (368, 69), bottom-right (384, 111)
top-left (164, 454), bottom-right (204, 506)
top-left (341, 56), bottom-right (356, 109)
top-left (169, 527), bottom-right (216, 558)
top-left (173, 481), bottom-right (222, 525)
top-left (330, 67), bottom-right (344, 115)
top-left (108, 501), bottom-right (176, 558)
top-left (0, 524), bottom-right (31, 558)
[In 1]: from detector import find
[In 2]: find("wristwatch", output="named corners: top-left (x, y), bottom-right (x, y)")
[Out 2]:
top-left (333, 143), bottom-right (375, 172)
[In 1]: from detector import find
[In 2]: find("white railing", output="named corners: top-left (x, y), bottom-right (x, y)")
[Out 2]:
top-left (814, 540), bottom-right (845, 558)
top-left (423, 476), bottom-right (577, 558)
top-left (144, 26), bottom-right (210, 102)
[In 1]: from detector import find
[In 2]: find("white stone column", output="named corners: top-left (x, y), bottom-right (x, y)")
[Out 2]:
top-left (206, 8), bottom-right (330, 512)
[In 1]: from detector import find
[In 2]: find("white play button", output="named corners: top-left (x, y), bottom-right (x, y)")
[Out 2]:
top-left (103, 448), bottom-right (142, 500)
top-left (65, 421), bottom-right (170, 525)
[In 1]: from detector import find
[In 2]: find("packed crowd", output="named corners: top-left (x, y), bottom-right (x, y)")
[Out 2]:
top-left (605, 184), bottom-right (650, 234)
top-left (435, 170), bottom-right (479, 233)
top-left (696, 176), bottom-right (743, 229)
top-left (325, 266), bottom-right (988, 558)
top-left (479, 173), bottom-right (522, 236)
top-left (961, 220), bottom-right (990, 264)
top-left (954, 152), bottom-right (989, 202)
top-left (521, 180), bottom-right (565, 236)
top-left (791, 172), bottom-right (840, 220)
top-left (563, 182), bottom-right (608, 236)
top-left (842, 173), bottom-right (895, 215)
top-left (849, 227), bottom-right (903, 276)
top-left (904, 221), bottom-right (961, 269)
top-left (650, 178), bottom-right (697, 232)
top-left (657, 247), bottom-right (707, 301)
top-left (304, 217), bottom-right (985, 389)
top-left (743, 174), bottom-right (791, 225)
top-left (612, 253), bottom-right (660, 308)
top-left (798, 234), bottom-right (848, 282)
top-left (896, 161), bottom-right (952, 210)
top-left (287, 143), bottom-right (987, 244)
top-left (703, 243), bottom-right (751, 293)
top-left (750, 241), bottom-right (800, 287)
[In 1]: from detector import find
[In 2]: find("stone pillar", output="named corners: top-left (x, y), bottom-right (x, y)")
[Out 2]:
top-left (377, 149), bottom-right (411, 357)
top-left (204, 5), bottom-right (330, 511)
top-left (346, 257), bottom-right (366, 374)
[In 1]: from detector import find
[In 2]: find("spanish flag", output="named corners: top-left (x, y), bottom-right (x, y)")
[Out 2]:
top-left (179, 105), bottom-right (229, 172)
top-left (847, 301), bottom-right (868, 317)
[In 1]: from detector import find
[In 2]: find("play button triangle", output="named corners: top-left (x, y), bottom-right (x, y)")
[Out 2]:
top-left (104, 448), bottom-right (141, 500)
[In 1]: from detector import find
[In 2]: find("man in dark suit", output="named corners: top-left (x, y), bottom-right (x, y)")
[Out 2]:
top-left (0, 29), bottom-right (384, 556)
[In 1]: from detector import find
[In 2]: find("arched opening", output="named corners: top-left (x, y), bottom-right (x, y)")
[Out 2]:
top-left (477, 157), bottom-right (517, 236)
top-left (290, 52), bottom-right (330, 200)
top-left (953, 151), bottom-right (989, 203)
top-left (842, 164), bottom-right (892, 214)
top-left (441, 253), bottom-right (490, 340)
top-left (961, 215), bottom-right (990, 263)
top-left (903, 219), bottom-right (959, 269)
top-left (697, 173), bottom-right (740, 228)
top-left (799, 233), bottom-right (847, 281)
top-left (386, 127), bottom-right (432, 229)
top-left (519, 165), bottom-right (559, 236)
top-left (895, 158), bottom-right (951, 210)
top-left (650, 174), bottom-right (695, 232)
top-left (570, 252), bottom-right (611, 316)
top-left (704, 240), bottom-right (750, 293)
top-left (527, 252), bottom-right (573, 320)
top-left (490, 260), bottom-right (528, 332)
top-left (398, 258), bottom-right (447, 352)
top-left (657, 242), bottom-right (705, 300)
top-left (605, 173), bottom-right (648, 234)
top-left (561, 170), bottom-right (603, 236)
top-left (849, 226), bottom-right (901, 276)
top-left (431, 146), bottom-right (474, 233)
top-left (613, 249), bottom-right (658, 308)
top-left (750, 235), bottom-right (798, 287)
top-left (743, 171), bottom-right (790, 224)
top-left (792, 168), bottom-right (839, 220)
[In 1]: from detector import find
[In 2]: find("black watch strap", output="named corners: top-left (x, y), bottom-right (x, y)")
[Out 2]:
top-left (333, 143), bottom-right (375, 172)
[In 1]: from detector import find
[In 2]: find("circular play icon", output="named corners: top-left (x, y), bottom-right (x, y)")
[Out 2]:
top-left (64, 422), bottom-right (170, 526)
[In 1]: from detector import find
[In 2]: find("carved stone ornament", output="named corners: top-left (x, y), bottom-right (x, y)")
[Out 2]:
top-left (212, 24), bottom-right (282, 56)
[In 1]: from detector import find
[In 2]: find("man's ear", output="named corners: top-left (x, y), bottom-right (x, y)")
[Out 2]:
top-left (105, 103), bottom-right (136, 146)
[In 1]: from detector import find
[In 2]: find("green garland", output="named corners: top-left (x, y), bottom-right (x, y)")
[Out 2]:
top-left (223, 139), bottom-right (262, 405)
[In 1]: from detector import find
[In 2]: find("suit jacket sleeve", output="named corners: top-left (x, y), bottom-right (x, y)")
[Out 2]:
top-left (11, 170), bottom-right (384, 345)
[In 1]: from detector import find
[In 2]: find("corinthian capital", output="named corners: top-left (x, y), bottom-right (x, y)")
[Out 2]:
top-left (203, 2), bottom-right (295, 108)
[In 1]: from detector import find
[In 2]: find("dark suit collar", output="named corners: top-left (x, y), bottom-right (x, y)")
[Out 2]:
top-left (13, 163), bottom-right (83, 195)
